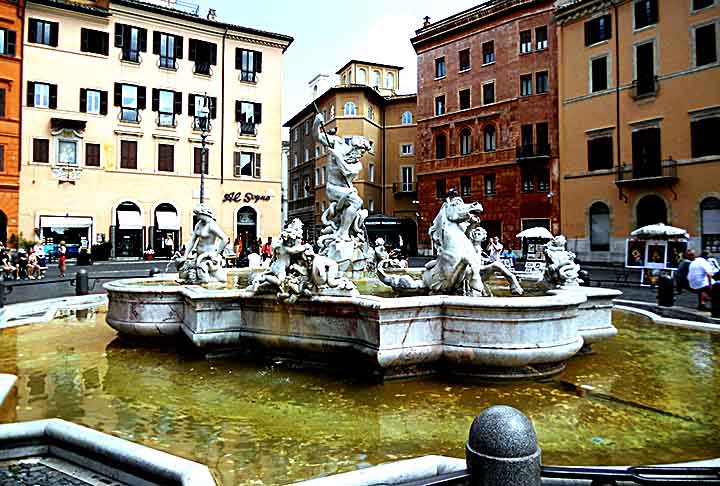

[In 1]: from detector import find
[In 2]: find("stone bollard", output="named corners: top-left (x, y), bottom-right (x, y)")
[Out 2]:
top-left (657, 274), bottom-right (674, 307)
top-left (465, 405), bottom-right (541, 486)
top-left (75, 269), bottom-right (89, 296)
top-left (149, 267), bottom-right (162, 277)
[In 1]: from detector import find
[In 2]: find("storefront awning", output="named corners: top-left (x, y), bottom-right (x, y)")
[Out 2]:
top-left (117, 210), bottom-right (143, 230)
top-left (156, 211), bottom-right (180, 231)
top-left (40, 216), bottom-right (92, 229)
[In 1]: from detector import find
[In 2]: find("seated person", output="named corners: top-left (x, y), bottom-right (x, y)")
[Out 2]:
top-left (14, 249), bottom-right (29, 280)
top-left (1, 250), bottom-right (15, 279)
top-left (27, 250), bottom-right (42, 279)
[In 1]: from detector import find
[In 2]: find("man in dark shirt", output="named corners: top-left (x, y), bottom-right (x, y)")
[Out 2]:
top-left (675, 249), bottom-right (695, 294)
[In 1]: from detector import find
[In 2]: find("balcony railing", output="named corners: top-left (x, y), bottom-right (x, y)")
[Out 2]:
top-left (631, 75), bottom-right (659, 99)
top-left (615, 158), bottom-right (678, 185)
top-left (193, 62), bottom-right (213, 76)
top-left (516, 143), bottom-right (550, 159)
top-left (393, 182), bottom-right (416, 196)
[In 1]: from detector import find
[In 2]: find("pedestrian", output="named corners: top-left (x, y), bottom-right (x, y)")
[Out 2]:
top-left (688, 251), bottom-right (716, 311)
top-left (487, 236), bottom-right (503, 262)
top-left (262, 237), bottom-right (273, 261)
top-left (674, 249), bottom-right (695, 294)
top-left (58, 240), bottom-right (67, 277)
top-left (248, 248), bottom-right (262, 267)
top-left (164, 234), bottom-right (175, 258)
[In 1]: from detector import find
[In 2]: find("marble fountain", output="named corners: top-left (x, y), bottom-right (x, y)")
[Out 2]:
top-left (104, 114), bottom-right (620, 380)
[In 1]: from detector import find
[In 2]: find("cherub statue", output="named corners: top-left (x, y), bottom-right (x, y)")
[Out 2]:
top-left (251, 219), bottom-right (309, 293)
top-left (544, 235), bottom-right (582, 287)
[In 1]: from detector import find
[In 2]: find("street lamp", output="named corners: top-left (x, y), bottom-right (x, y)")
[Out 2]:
top-left (196, 93), bottom-right (212, 204)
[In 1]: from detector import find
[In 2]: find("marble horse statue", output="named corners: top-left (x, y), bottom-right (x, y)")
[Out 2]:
top-left (378, 189), bottom-right (524, 297)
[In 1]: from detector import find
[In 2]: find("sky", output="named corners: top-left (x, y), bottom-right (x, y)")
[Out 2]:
top-left (192, 0), bottom-right (482, 123)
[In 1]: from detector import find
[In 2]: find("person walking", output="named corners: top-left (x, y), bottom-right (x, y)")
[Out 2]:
top-left (688, 251), bottom-right (716, 311)
top-left (487, 236), bottom-right (503, 262)
top-left (262, 237), bottom-right (273, 262)
top-left (58, 241), bottom-right (67, 278)
top-left (675, 249), bottom-right (695, 294)
top-left (164, 234), bottom-right (175, 259)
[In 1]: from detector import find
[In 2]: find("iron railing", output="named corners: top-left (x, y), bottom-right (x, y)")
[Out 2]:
top-left (516, 143), bottom-right (551, 159)
top-left (616, 158), bottom-right (678, 183)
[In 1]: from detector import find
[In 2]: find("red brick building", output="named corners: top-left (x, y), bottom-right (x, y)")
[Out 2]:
top-left (411, 0), bottom-right (560, 253)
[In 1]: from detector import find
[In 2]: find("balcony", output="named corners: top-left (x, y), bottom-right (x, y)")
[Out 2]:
top-left (615, 158), bottom-right (678, 187)
top-left (393, 182), bottom-right (417, 197)
top-left (516, 143), bottom-right (551, 160)
top-left (631, 75), bottom-right (659, 100)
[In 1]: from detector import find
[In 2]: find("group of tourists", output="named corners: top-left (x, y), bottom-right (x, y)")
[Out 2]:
top-left (675, 250), bottom-right (720, 311)
top-left (0, 241), bottom-right (63, 280)
top-left (232, 236), bottom-right (275, 268)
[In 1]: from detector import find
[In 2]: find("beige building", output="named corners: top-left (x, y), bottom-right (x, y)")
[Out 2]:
top-left (556, 0), bottom-right (720, 262)
top-left (284, 61), bottom-right (419, 253)
top-left (20, 0), bottom-right (292, 258)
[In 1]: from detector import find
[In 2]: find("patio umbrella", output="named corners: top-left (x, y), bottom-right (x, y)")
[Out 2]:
top-left (630, 223), bottom-right (689, 240)
top-left (516, 227), bottom-right (554, 239)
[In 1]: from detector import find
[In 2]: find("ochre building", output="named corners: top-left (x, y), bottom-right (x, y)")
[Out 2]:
top-left (556, 0), bottom-right (720, 261)
top-left (19, 0), bottom-right (291, 258)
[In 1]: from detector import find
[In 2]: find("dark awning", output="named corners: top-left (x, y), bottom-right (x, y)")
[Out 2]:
top-left (51, 118), bottom-right (87, 131)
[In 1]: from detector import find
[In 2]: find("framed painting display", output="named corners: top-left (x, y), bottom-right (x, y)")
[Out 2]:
top-left (625, 240), bottom-right (646, 268)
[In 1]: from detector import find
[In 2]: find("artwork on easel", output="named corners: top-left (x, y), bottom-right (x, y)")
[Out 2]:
top-left (645, 241), bottom-right (667, 270)
top-left (625, 240), bottom-right (646, 268)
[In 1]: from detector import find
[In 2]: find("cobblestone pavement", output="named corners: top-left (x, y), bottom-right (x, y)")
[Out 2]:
top-left (0, 462), bottom-right (91, 485)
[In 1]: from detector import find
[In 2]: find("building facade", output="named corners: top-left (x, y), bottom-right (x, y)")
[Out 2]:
top-left (285, 61), bottom-right (419, 253)
top-left (0, 0), bottom-right (24, 245)
top-left (19, 0), bottom-right (291, 258)
top-left (556, 0), bottom-right (720, 262)
top-left (411, 0), bottom-right (561, 253)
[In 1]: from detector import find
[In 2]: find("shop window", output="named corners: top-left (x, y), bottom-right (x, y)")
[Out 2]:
top-left (585, 14), bottom-right (612, 46)
top-left (28, 18), bottom-right (58, 47)
top-left (435, 134), bottom-right (447, 159)
top-left (189, 38), bottom-right (217, 75)
top-left (193, 147), bottom-right (209, 174)
top-left (436, 179), bottom-right (446, 198)
top-left (435, 95), bottom-right (445, 116)
top-left (114, 83), bottom-right (146, 123)
top-left (153, 89), bottom-right (181, 127)
top-left (115, 23), bottom-right (147, 63)
top-left (520, 74), bottom-right (533, 96)
top-left (80, 88), bottom-right (107, 115)
top-left (85, 143), bottom-right (100, 167)
top-left (157, 144), bottom-right (174, 172)
top-left (27, 82), bottom-right (56, 109)
top-left (460, 176), bottom-right (471, 197)
top-left (33, 139), bottom-right (49, 163)
top-left (484, 125), bottom-right (496, 152)
top-left (459, 48), bottom-right (471, 71)
top-left (484, 174), bottom-right (496, 196)
top-left (459, 89), bottom-right (471, 110)
top-left (236, 48), bottom-right (262, 82)
top-left (590, 56), bottom-right (609, 92)
top-left (154, 32), bottom-right (183, 69)
top-left (482, 82), bottom-right (495, 105)
top-left (81, 28), bottom-right (108, 55)
top-left (459, 128), bottom-right (472, 155)
top-left (401, 111), bottom-right (412, 124)
top-left (701, 197), bottom-right (720, 254)
top-left (435, 57), bottom-right (446, 78)
top-left (520, 30), bottom-right (532, 54)
top-left (236, 100), bottom-right (262, 135)
top-left (234, 152), bottom-right (261, 178)
top-left (691, 116), bottom-right (720, 157)
top-left (587, 135), bottom-right (614, 170)
top-left (589, 202), bottom-right (610, 251)
top-left (482, 41), bottom-right (495, 64)
top-left (536, 26), bottom-right (548, 50)
top-left (120, 140), bottom-right (137, 169)
top-left (0, 28), bottom-right (17, 56)
top-left (634, 0), bottom-right (658, 30)
top-left (695, 23), bottom-right (718, 67)
top-left (536, 71), bottom-right (549, 94)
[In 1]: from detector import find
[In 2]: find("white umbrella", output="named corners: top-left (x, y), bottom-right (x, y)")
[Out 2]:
top-left (516, 227), bottom-right (554, 239)
top-left (630, 223), bottom-right (688, 240)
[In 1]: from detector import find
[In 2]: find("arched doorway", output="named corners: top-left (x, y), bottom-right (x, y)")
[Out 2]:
top-left (153, 203), bottom-right (180, 258)
top-left (0, 211), bottom-right (6, 246)
top-left (236, 207), bottom-right (258, 253)
top-left (700, 197), bottom-right (720, 254)
top-left (589, 202), bottom-right (610, 251)
top-left (114, 201), bottom-right (143, 258)
top-left (636, 195), bottom-right (667, 229)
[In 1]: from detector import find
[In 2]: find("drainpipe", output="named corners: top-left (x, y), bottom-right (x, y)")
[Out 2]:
top-left (220, 27), bottom-right (228, 185)
top-left (17, 1), bottom-right (24, 235)
top-left (612, 1), bottom-right (621, 184)
top-left (382, 102), bottom-right (386, 216)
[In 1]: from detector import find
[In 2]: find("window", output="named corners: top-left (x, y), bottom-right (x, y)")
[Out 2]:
top-left (459, 48), bottom-right (471, 71)
top-left (589, 202), bottom-right (610, 251)
top-left (435, 134), bottom-right (447, 159)
top-left (587, 135), bottom-right (614, 170)
top-left (292, 129), bottom-right (297, 142)
top-left (115, 24), bottom-right (147, 62)
top-left (536, 123), bottom-right (549, 154)
top-left (460, 128), bottom-right (472, 155)
top-left (520, 30), bottom-right (532, 54)
top-left (401, 143), bottom-right (414, 156)
top-left (292, 153), bottom-right (297, 167)
top-left (368, 162), bottom-right (375, 182)
top-left (484, 174), bottom-right (496, 195)
top-left (0, 89), bottom-right (5, 117)
top-left (536, 26), bottom-right (548, 50)
top-left (693, 0), bottom-right (715, 11)
top-left (631, 126), bottom-right (661, 178)
top-left (537, 169), bottom-right (550, 192)
top-left (189, 94), bottom-right (217, 130)
top-left (0, 146), bottom-right (4, 171)
top-left (28, 19), bottom-right (58, 47)
top-left (590, 56), bottom-right (609, 92)
top-left (193, 147), bottom-right (209, 174)
top-left (435, 95), bottom-right (445, 115)
top-left (85, 143), bottom-right (100, 167)
top-left (80, 89), bottom-right (107, 115)
top-left (120, 140), bottom-right (137, 169)
top-left (234, 152), bottom-right (260, 178)
top-left (482, 41), bottom-right (495, 64)
top-left (435, 57), bottom-right (446, 78)
top-left (368, 199), bottom-right (375, 212)
top-left (322, 166), bottom-right (327, 183)
top-left (341, 74), bottom-right (347, 85)
top-left (401, 111), bottom-right (412, 124)
top-left (235, 101), bottom-right (261, 135)
top-left (114, 83), bottom-right (146, 122)
top-left (314, 168), bottom-right (320, 185)
top-left (536, 71), bottom-right (548, 94)
top-left (401, 166), bottom-right (414, 192)
top-left (460, 176), bottom-right (471, 197)
top-left (385, 72), bottom-right (395, 89)
top-left (482, 82), bottom-right (495, 105)
top-left (368, 105), bottom-right (374, 120)
top-left (436, 179), bottom-right (446, 198)
top-left (520, 74), bottom-right (533, 96)
top-left (484, 125), bottom-right (496, 152)
top-left (292, 178), bottom-right (299, 200)
top-left (521, 124), bottom-right (534, 149)
top-left (157, 144), bottom-right (174, 172)
top-left (81, 28), bottom-right (109, 55)
top-left (522, 168), bottom-right (535, 192)
top-left (372, 70), bottom-right (381, 87)
top-left (634, 0), bottom-right (658, 30)
top-left (189, 39), bottom-right (217, 75)
top-left (357, 68), bottom-right (367, 84)
top-left (27, 82), bottom-right (56, 109)
top-left (153, 89), bottom-right (181, 127)
top-left (33, 139), bottom-right (49, 163)
top-left (700, 197), bottom-right (720, 254)
top-left (315, 146), bottom-right (320, 158)
top-left (304, 148), bottom-right (309, 162)
top-left (691, 116), bottom-right (720, 157)
top-left (236, 48), bottom-right (262, 82)
top-left (635, 41), bottom-right (656, 96)
top-left (585, 15), bottom-right (612, 46)
top-left (303, 176), bottom-right (311, 198)
top-left (0, 28), bottom-right (17, 56)
top-left (695, 23), bottom-right (718, 67)
top-left (344, 102), bottom-right (356, 116)
top-left (154, 32), bottom-right (183, 69)
top-left (57, 140), bottom-right (77, 165)
top-left (459, 88), bottom-right (471, 110)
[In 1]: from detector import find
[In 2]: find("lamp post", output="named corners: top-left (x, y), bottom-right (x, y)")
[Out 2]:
top-left (196, 93), bottom-right (212, 204)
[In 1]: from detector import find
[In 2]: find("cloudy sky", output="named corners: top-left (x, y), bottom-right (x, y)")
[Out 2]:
top-left (193, 0), bottom-right (482, 122)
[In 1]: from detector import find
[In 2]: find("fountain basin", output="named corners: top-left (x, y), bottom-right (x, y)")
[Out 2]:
top-left (103, 276), bottom-right (620, 379)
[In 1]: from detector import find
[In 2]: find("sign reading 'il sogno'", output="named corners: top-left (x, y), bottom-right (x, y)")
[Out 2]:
top-left (222, 192), bottom-right (271, 204)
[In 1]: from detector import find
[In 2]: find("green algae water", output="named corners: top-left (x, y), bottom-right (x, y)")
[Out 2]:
top-left (0, 310), bottom-right (718, 485)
